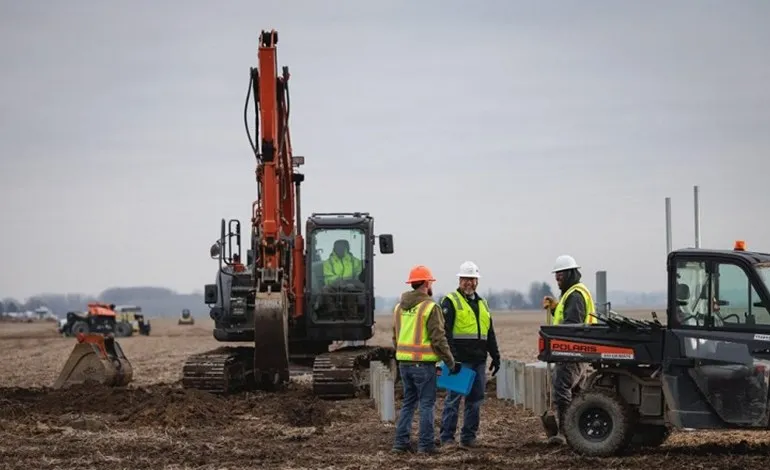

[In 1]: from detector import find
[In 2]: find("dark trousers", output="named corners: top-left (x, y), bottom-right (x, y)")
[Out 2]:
top-left (439, 362), bottom-right (486, 444)
top-left (552, 362), bottom-right (589, 427)
top-left (393, 362), bottom-right (437, 451)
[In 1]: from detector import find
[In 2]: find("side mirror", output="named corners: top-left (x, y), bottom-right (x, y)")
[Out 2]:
top-left (754, 302), bottom-right (766, 308)
top-left (247, 249), bottom-right (254, 266)
top-left (210, 241), bottom-right (222, 259)
top-left (717, 300), bottom-right (729, 306)
top-left (379, 234), bottom-right (394, 254)
top-left (204, 284), bottom-right (218, 304)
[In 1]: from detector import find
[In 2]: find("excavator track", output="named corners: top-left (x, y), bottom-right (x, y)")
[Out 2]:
top-left (312, 345), bottom-right (396, 399)
top-left (182, 291), bottom-right (291, 395)
top-left (181, 347), bottom-right (254, 394)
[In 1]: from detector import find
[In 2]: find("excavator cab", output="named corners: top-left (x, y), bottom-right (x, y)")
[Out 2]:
top-left (305, 212), bottom-right (393, 342)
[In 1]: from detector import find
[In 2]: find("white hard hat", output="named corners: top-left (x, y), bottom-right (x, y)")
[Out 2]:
top-left (552, 255), bottom-right (580, 273)
top-left (456, 261), bottom-right (481, 278)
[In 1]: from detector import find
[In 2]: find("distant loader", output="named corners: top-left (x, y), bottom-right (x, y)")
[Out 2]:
top-left (53, 333), bottom-right (133, 389)
top-left (114, 304), bottom-right (151, 336)
top-left (178, 308), bottom-right (195, 325)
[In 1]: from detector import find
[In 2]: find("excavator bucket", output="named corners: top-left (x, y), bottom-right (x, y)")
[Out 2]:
top-left (53, 333), bottom-right (133, 389)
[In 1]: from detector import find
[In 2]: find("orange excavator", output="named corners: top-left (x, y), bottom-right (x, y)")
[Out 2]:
top-left (181, 29), bottom-right (395, 398)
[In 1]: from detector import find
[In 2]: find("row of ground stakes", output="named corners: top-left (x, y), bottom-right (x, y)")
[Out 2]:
top-left (369, 359), bottom-right (549, 421)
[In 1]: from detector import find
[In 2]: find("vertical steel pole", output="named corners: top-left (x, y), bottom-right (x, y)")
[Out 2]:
top-left (596, 270), bottom-right (607, 316)
top-left (665, 197), bottom-right (672, 254)
top-left (693, 185), bottom-right (701, 248)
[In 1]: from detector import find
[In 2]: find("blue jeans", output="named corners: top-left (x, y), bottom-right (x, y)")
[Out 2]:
top-left (393, 362), bottom-right (437, 451)
top-left (440, 362), bottom-right (486, 444)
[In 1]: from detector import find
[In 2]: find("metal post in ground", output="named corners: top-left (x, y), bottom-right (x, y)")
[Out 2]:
top-left (595, 270), bottom-right (607, 317)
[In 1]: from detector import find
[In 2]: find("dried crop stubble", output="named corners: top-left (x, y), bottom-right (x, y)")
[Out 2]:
top-left (1, 315), bottom-right (769, 469)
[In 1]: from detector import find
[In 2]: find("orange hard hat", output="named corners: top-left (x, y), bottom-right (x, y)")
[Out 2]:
top-left (406, 265), bottom-right (436, 284)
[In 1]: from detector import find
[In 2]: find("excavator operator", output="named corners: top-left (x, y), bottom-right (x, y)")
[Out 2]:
top-left (542, 254), bottom-right (597, 445)
top-left (322, 239), bottom-right (363, 285)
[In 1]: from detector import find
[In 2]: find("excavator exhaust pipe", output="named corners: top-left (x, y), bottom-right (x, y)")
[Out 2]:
top-left (53, 333), bottom-right (133, 389)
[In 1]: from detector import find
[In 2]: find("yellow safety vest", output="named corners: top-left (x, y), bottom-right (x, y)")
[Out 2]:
top-left (553, 282), bottom-right (597, 325)
top-left (323, 253), bottom-right (362, 284)
top-left (393, 300), bottom-right (439, 362)
top-left (443, 291), bottom-right (491, 340)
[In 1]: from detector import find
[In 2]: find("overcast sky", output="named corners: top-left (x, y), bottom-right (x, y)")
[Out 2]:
top-left (1, 0), bottom-right (769, 300)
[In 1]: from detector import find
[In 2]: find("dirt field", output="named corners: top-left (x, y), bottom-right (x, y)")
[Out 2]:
top-left (1, 310), bottom-right (769, 469)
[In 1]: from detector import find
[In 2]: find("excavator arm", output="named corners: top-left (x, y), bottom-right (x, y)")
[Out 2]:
top-left (246, 29), bottom-right (305, 386)
top-left (248, 30), bottom-right (305, 315)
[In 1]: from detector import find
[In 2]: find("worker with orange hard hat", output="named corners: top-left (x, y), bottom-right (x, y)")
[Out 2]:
top-left (392, 265), bottom-right (459, 455)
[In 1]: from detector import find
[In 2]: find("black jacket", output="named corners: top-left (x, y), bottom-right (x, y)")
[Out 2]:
top-left (441, 289), bottom-right (501, 365)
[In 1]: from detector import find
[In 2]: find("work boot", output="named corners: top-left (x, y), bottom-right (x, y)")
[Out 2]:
top-left (460, 439), bottom-right (480, 449)
top-left (438, 439), bottom-right (456, 448)
top-left (417, 447), bottom-right (441, 455)
top-left (391, 443), bottom-right (412, 453)
top-left (546, 404), bottom-right (568, 445)
top-left (547, 434), bottom-right (566, 445)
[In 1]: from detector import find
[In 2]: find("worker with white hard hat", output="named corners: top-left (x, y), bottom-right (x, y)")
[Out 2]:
top-left (542, 254), bottom-right (597, 446)
top-left (438, 261), bottom-right (501, 449)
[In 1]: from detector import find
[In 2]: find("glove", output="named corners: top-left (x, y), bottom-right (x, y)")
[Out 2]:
top-left (542, 296), bottom-right (557, 310)
top-left (449, 363), bottom-right (462, 375)
top-left (489, 357), bottom-right (500, 377)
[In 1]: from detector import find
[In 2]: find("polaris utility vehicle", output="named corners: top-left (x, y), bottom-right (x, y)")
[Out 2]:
top-left (538, 241), bottom-right (770, 456)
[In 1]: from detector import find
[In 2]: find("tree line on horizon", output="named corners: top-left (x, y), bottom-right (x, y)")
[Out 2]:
top-left (1, 280), bottom-right (666, 319)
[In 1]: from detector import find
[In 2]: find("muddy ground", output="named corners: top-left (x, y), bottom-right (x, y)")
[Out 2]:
top-left (1, 314), bottom-right (769, 469)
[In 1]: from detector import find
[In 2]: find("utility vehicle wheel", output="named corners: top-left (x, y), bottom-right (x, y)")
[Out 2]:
top-left (630, 424), bottom-right (670, 447)
top-left (115, 322), bottom-right (133, 337)
top-left (563, 389), bottom-right (635, 457)
top-left (71, 321), bottom-right (89, 336)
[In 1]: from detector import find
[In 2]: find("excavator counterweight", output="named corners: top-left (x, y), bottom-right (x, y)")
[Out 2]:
top-left (53, 333), bottom-right (133, 389)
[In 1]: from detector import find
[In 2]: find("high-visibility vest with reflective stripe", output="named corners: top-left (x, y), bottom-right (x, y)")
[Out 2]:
top-left (443, 291), bottom-right (491, 340)
top-left (553, 282), bottom-right (597, 325)
top-left (393, 300), bottom-right (439, 362)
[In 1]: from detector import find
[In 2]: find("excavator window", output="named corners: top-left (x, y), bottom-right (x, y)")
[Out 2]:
top-left (307, 227), bottom-right (368, 322)
top-left (308, 228), bottom-right (366, 293)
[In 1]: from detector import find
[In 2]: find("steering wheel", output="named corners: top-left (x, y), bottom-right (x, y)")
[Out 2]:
top-left (714, 312), bottom-right (740, 325)
top-left (680, 313), bottom-right (704, 326)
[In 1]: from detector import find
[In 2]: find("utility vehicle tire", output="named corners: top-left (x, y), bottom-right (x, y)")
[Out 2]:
top-left (71, 321), bottom-right (89, 336)
top-left (563, 388), bottom-right (636, 457)
top-left (115, 322), bottom-right (133, 337)
top-left (630, 424), bottom-right (670, 447)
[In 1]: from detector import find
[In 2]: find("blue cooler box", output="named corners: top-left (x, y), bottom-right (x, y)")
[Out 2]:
top-left (437, 362), bottom-right (476, 396)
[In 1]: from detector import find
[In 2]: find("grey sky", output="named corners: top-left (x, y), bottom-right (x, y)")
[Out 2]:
top-left (1, 0), bottom-right (769, 300)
